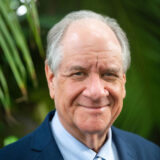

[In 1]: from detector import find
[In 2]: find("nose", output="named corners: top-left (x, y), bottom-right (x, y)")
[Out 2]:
top-left (82, 74), bottom-right (109, 101)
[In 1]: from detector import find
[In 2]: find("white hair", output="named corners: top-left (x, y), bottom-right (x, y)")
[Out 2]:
top-left (46, 10), bottom-right (131, 73)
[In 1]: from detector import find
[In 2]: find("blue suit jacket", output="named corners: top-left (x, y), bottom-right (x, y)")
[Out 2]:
top-left (0, 111), bottom-right (160, 160)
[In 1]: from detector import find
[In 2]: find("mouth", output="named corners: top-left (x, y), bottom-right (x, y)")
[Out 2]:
top-left (78, 104), bottom-right (110, 110)
top-left (82, 105), bottom-right (106, 108)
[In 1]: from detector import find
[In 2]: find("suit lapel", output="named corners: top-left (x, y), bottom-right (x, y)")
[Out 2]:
top-left (112, 127), bottom-right (136, 160)
top-left (30, 111), bottom-right (64, 160)
top-left (40, 140), bottom-right (64, 160)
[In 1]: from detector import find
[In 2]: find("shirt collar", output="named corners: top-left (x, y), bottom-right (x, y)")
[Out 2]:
top-left (50, 111), bottom-right (115, 160)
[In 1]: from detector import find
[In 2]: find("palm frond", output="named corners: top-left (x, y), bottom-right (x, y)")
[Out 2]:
top-left (25, 0), bottom-right (45, 57)
top-left (0, 67), bottom-right (11, 111)
top-left (0, 0), bottom-right (43, 111)
top-left (0, 0), bottom-right (37, 87)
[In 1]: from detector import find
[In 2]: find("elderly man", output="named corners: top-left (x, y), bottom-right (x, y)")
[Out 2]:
top-left (0, 10), bottom-right (160, 160)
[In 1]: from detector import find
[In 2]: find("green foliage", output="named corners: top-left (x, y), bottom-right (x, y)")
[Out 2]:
top-left (25, 0), bottom-right (45, 57)
top-left (0, 67), bottom-right (10, 111)
top-left (0, 0), bottom-right (44, 110)
top-left (3, 136), bottom-right (18, 146)
top-left (111, 0), bottom-right (160, 141)
top-left (0, 0), bottom-right (159, 147)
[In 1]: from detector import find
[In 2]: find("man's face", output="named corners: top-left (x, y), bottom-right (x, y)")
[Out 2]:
top-left (46, 19), bottom-right (126, 140)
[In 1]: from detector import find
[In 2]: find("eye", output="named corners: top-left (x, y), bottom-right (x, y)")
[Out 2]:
top-left (73, 72), bottom-right (84, 76)
top-left (101, 72), bottom-right (119, 81)
top-left (71, 71), bottom-right (86, 80)
top-left (71, 71), bottom-right (87, 78)
top-left (102, 72), bottom-right (116, 77)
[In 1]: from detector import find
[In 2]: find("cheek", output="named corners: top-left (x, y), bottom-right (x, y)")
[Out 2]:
top-left (108, 82), bottom-right (125, 115)
top-left (54, 80), bottom-right (84, 113)
top-left (64, 82), bottom-right (85, 103)
top-left (111, 97), bottom-right (123, 117)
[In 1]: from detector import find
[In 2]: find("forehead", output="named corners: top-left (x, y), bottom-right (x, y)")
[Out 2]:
top-left (59, 18), bottom-right (122, 70)
top-left (61, 18), bottom-right (121, 53)
top-left (60, 51), bottom-right (122, 73)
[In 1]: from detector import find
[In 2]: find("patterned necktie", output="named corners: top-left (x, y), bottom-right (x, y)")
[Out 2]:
top-left (93, 155), bottom-right (106, 160)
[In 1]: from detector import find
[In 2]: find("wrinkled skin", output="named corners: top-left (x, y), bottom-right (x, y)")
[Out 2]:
top-left (45, 19), bottom-right (126, 152)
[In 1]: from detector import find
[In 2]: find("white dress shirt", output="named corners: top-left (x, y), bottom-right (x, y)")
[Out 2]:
top-left (50, 111), bottom-right (119, 160)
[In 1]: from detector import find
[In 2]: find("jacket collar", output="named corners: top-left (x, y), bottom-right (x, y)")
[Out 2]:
top-left (112, 126), bottom-right (136, 160)
top-left (30, 110), bottom-right (64, 160)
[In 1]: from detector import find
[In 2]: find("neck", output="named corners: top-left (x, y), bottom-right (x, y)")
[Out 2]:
top-left (64, 124), bottom-right (109, 152)
top-left (58, 114), bottom-right (109, 152)
top-left (62, 122), bottom-right (109, 152)
top-left (81, 131), bottom-right (108, 152)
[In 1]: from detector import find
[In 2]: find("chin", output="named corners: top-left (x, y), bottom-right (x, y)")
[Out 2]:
top-left (77, 120), bottom-right (110, 135)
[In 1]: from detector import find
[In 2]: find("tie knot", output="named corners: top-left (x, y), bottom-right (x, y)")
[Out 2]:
top-left (94, 155), bottom-right (105, 160)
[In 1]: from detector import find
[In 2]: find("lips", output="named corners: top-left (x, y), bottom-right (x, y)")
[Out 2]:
top-left (82, 105), bottom-right (105, 108)
top-left (78, 103), bottom-right (110, 109)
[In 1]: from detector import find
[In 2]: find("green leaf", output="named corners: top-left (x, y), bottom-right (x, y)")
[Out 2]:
top-left (0, 32), bottom-right (27, 96)
top-left (3, 136), bottom-right (18, 146)
top-left (0, 0), bottom-right (37, 86)
top-left (0, 15), bottom-right (26, 80)
top-left (25, 0), bottom-right (45, 57)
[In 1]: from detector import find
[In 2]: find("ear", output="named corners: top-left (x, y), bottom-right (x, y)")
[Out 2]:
top-left (122, 73), bottom-right (126, 98)
top-left (45, 62), bottom-right (55, 99)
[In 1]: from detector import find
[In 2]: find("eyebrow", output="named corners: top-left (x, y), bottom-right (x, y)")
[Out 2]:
top-left (102, 67), bottom-right (121, 73)
top-left (66, 65), bottom-right (121, 73)
top-left (68, 66), bottom-right (88, 72)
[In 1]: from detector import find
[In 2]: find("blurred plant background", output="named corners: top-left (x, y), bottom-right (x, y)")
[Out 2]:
top-left (0, 0), bottom-right (160, 147)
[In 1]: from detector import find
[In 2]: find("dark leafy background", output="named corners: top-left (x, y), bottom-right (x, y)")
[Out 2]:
top-left (0, 0), bottom-right (160, 147)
